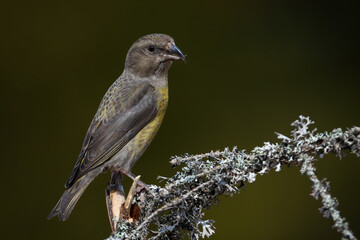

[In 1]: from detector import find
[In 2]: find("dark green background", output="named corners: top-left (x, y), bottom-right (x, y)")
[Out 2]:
top-left (1, 0), bottom-right (359, 239)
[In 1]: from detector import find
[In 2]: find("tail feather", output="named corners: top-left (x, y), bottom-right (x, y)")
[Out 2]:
top-left (48, 174), bottom-right (96, 221)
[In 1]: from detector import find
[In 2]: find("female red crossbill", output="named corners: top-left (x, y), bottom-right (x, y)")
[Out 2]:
top-left (48, 34), bottom-right (185, 221)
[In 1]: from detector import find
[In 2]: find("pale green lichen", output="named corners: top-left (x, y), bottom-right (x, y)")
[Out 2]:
top-left (107, 116), bottom-right (359, 240)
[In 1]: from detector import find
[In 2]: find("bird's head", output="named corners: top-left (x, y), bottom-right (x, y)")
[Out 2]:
top-left (124, 33), bottom-right (185, 78)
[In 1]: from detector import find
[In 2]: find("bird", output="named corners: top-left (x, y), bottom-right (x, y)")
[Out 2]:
top-left (48, 33), bottom-right (185, 221)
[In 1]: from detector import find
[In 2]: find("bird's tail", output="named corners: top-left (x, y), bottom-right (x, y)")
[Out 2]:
top-left (48, 173), bottom-right (97, 221)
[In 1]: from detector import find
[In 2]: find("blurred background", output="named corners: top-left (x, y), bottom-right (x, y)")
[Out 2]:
top-left (1, 0), bottom-right (359, 239)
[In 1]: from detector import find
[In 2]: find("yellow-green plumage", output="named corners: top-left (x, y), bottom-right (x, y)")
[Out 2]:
top-left (48, 33), bottom-right (185, 221)
top-left (131, 85), bottom-right (168, 155)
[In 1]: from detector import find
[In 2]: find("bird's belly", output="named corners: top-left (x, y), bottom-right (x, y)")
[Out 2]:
top-left (110, 113), bottom-right (165, 171)
top-left (132, 114), bottom-right (164, 155)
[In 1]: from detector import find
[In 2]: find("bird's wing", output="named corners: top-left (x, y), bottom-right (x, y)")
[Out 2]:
top-left (65, 81), bottom-right (158, 189)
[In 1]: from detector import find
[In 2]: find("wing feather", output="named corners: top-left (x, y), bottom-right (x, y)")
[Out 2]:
top-left (65, 80), bottom-right (158, 189)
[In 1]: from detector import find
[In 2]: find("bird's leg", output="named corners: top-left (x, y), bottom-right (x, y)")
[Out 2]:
top-left (109, 171), bottom-right (123, 189)
top-left (121, 169), bottom-right (149, 191)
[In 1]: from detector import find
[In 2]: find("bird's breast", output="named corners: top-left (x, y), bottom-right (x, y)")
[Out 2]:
top-left (129, 85), bottom-right (168, 158)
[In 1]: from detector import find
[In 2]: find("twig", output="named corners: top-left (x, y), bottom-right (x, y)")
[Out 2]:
top-left (124, 175), bottom-right (141, 213)
top-left (301, 153), bottom-right (356, 240)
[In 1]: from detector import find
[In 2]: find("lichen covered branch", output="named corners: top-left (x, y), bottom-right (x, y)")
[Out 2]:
top-left (107, 116), bottom-right (360, 240)
top-left (301, 153), bottom-right (356, 240)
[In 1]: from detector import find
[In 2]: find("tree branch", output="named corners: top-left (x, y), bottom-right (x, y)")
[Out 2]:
top-left (107, 116), bottom-right (360, 240)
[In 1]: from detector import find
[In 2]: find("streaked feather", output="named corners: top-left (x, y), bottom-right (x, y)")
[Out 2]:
top-left (65, 79), bottom-right (158, 189)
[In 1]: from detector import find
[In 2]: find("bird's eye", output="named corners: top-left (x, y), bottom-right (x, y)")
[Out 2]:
top-left (147, 45), bottom-right (155, 52)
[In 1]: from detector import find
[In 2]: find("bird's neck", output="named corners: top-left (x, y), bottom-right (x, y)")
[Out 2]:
top-left (124, 60), bottom-right (172, 79)
top-left (122, 69), bottom-right (168, 89)
top-left (155, 61), bottom-right (172, 77)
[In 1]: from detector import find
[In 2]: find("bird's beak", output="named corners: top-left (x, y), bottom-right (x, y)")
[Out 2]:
top-left (167, 43), bottom-right (186, 63)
